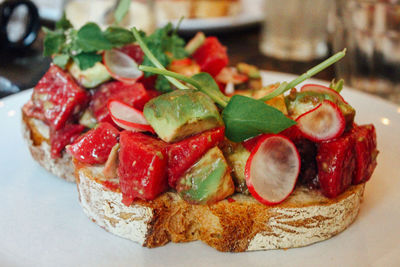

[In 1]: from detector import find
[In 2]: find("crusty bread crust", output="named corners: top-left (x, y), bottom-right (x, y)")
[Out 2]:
top-left (76, 164), bottom-right (365, 252)
top-left (22, 114), bottom-right (76, 182)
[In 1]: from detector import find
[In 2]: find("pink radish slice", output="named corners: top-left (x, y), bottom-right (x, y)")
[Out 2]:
top-left (108, 100), bottom-right (154, 133)
top-left (103, 49), bottom-right (143, 83)
top-left (296, 100), bottom-right (345, 142)
top-left (245, 135), bottom-right (300, 205)
top-left (301, 83), bottom-right (346, 103)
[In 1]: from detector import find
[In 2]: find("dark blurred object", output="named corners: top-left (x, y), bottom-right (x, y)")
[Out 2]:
top-left (0, 0), bottom-right (40, 50)
top-left (0, 0), bottom-right (50, 98)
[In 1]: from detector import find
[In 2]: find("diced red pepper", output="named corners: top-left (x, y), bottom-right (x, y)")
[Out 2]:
top-left (192, 37), bottom-right (229, 77)
top-left (316, 132), bottom-right (356, 198)
top-left (118, 44), bottom-right (144, 64)
top-left (118, 132), bottom-right (168, 205)
top-left (167, 127), bottom-right (225, 188)
top-left (67, 122), bottom-right (119, 165)
top-left (50, 124), bottom-right (85, 158)
top-left (30, 64), bottom-right (89, 130)
top-left (352, 124), bottom-right (378, 184)
top-left (90, 81), bottom-right (152, 124)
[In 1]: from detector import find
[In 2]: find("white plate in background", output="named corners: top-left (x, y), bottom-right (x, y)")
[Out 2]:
top-left (0, 71), bottom-right (399, 266)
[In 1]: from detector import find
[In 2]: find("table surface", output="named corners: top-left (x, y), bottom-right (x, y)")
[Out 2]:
top-left (0, 23), bottom-right (335, 98)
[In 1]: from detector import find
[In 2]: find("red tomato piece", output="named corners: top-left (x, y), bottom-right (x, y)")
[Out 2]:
top-left (167, 127), bottom-right (225, 188)
top-left (137, 75), bottom-right (157, 91)
top-left (50, 124), bottom-right (85, 159)
top-left (118, 132), bottom-right (168, 205)
top-left (90, 81), bottom-right (152, 124)
top-left (30, 64), bottom-right (89, 130)
top-left (118, 44), bottom-right (144, 64)
top-left (352, 124), bottom-right (378, 184)
top-left (67, 122), bottom-right (119, 165)
top-left (192, 37), bottom-right (228, 77)
top-left (316, 132), bottom-right (356, 198)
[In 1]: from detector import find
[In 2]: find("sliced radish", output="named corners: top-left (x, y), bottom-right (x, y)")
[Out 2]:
top-left (296, 100), bottom-right (345, 142)
top-left (103, 49), bottom-right (143, 83)
top-left (245, 135), bottom-right (300, 205)
top-left (301, 83), bottom-right (346, 103)
top-left (108, 100), bottom-right (154, 133)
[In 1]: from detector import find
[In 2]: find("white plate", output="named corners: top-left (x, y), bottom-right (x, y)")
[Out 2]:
top-left (1, 71), bottom-right (399, 266)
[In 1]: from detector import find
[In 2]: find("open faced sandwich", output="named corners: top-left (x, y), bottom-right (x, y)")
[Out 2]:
top-left (22, 15), bottom-right (378, 252)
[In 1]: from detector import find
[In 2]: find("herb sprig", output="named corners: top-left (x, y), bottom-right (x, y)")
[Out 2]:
top-left (43, 15), bottom-right (134, 70)
top-left (132, 27), bottom-right (346, 142)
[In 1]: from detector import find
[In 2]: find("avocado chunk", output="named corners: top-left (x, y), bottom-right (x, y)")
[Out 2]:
top-left (68, 62), bottom-right (111, 88)
top-left (185, 32), bottom-right (206, 55)
top-left (285, 90), bottom-right (355, 129)
top-left (143, 90), bottom-right (224, 143)
top-left (176, 146), bottom-right (234, 205)
top-left (221, 141), bottom-right (250, 194)
top-left (236, 62), bottom-right (261, 79)
top-left (79, 109), bottom-right (97, 129)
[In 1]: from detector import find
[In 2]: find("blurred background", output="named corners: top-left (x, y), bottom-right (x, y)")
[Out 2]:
top-left (1, 0), bottom-right (400, 104)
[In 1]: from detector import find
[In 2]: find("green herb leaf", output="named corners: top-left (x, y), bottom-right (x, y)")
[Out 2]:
top-left (76, 23), bottom-right (112, 52)
top-left (191, 73), bottom-right (230, 106)
top-left (329, 78), bottom-right (344, 93)
top-left (132, 27), bottom-right (187, 90)
top-left (72, 52), bottom-right (102, 70)
top-left (55, 13), bottom-right (73, 30)
top-left (43, 28), bottom-right (65, 57)
top-left (53, 54), bottom-right (70, 69)
top-left (139, 66), bottom-right (229, 107)
top-left (104, 26), bottom-right (134, 46)
top-left (114, 0), bottom-right (131, 25)
top-left (155, 75), bottom-right (173, 92)
top-left (222, 95), bottom-right (296, 142)
top-left (136, 23), bottom-right (187, 78)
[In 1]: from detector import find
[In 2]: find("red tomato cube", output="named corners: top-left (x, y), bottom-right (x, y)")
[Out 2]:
top-left (192, 37), bottom-right (229, 77)
top-left (118, 132), bottom-right (168, 205)
top-left (31, 64), bottom-right (89, 130)
top-left (167, 127), bottom-right (225, 188)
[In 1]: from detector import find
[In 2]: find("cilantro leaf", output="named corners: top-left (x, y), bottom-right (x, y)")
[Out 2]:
top-left (222, 95), bottom-right (296, 142)
top-left (104, 26), bottom-right (135, 47)
top-left (76, 23), bottom-right (112, 52)
top-left (165, 34), bottom-right (187, 59)
top-left (55, 13), bottom-right (73, 30)
top-left (140, 23), bottom-right (187, 82)
top-left (43, 28), bottom-right (65, 57)
top-left (155, 75), bottom-right (173, 92)
top-left (53, 54), bottom-right (70, 69)
top-left (72, 52), bottom-right (102, 70)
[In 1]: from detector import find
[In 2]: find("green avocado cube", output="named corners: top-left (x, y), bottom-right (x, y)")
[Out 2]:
top-left (68, 62), bottom-right (111, 88)
top-left (143, 90), bottom-right (224, 143)
top-left (176, 146), bottom-right (234, 205)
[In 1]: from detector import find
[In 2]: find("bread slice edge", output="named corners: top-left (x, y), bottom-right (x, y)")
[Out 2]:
top-left (76, 165), bottom-right (365, 252)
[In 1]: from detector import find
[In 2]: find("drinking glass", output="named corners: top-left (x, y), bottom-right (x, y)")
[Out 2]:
top-left (333, 0), bottom-right (400, 103)
top-left (259, 0), bottom-right (333, 61)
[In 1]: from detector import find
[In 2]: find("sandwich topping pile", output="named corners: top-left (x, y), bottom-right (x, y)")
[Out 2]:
top-left (22, 12), bottom-right (378, 251)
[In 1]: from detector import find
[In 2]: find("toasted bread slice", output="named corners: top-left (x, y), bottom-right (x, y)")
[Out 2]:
top-left (75, 163), bottom-right (365, 252)
top-left (22, 113), bottom-right (76, 182)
